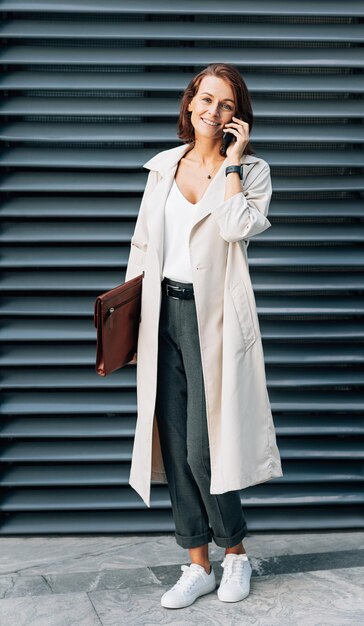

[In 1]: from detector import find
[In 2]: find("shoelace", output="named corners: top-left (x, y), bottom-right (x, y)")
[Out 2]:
top-left (221, 557), bottom-right (248, 584)
top-left (173, 564), bottom-right (205, 594)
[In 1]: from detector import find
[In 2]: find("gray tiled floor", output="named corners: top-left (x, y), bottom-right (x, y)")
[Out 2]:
top-left (0, 532), bottom-right (363, 625)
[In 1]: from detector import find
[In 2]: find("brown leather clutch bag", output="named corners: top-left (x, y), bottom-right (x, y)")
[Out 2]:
top-left (94, 271), bottom-right (144, 376)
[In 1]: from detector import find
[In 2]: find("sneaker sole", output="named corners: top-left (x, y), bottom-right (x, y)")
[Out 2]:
top-left (161, 582), bottom-right (217, 609)
top-left (217, 587), bottom-right (250, 603)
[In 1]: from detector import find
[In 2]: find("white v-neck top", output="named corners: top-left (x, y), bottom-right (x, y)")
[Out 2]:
top-left (162, 179), bottom-right (203, 283)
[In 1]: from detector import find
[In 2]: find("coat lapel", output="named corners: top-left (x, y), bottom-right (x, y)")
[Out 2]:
top-left (142, 164), bottom-right (177, 277)
top-left (142, 143), bottom-right (258, 277)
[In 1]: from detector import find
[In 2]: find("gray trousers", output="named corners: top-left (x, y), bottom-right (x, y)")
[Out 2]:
top-left (155, 277), bottom-right (248, 549)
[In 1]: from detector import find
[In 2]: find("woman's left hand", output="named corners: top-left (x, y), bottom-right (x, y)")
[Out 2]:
top-left (127, 352), bottom-right (137, 365)
top-left (223, 116), bottom-right (250, 162)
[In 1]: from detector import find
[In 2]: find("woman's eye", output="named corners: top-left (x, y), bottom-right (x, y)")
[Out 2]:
top-left (203, 98), bottom-right (232, 111)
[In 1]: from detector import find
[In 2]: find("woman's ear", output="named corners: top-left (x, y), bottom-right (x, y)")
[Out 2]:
top-left (187, 97), bottom-right (195, 112)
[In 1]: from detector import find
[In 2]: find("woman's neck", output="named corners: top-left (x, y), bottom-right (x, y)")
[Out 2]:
top-left (185, 142), bottom-right (224, 167)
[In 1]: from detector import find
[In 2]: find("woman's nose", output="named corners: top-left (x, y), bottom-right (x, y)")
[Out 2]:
top-left (208, 104), bottom-right (219, 118)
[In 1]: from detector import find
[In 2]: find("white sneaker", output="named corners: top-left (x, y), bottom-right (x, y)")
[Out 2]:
top-left (161, 562), bottom-right (216, 609)
top-left (217, 553), bottom-right (252, 602)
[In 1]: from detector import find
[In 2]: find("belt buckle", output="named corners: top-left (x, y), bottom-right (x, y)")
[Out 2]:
top-left (166, 284), bottom-right (182, 299)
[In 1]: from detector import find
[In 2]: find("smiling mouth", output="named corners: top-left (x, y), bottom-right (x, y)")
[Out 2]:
top-left (201, 117), bottom-right (219, 127)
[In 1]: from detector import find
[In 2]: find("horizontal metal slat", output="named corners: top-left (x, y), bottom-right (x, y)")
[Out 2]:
top-left (0, 413), bottom-right (363, 440)
top-left (268, 199), bottom-right (364, 217)
top-left (1, 148), bottom-right (364, 169)
top-left (1, 460), bottom-right (362, 488)
top-left (1, 269), bottom-right (364, 292)
top-left (255, 272), bottom-right (364, 291)
top-left (260, 225), bottom-right (364, 244)
top-left (261, 320), bottom-right (364, 341)
top-left (1, 506), bottom-right (363, 535)
top-left (1, 319), bottom-right (363, 343)
top-left (0, 416), bottom-right (135, 437)
top-left (0, 271), bottom-right (131, 290)
top-left (258, 296), bottom-right (364, 317)
top-left (2, 71), bottom-right (363, 93)
top-left (1, 222), bottom-right (363, 244)
top-left (1, 485), bottom-right (363, 512)
top-left (267, 344), bottom-right (364, 365)
top-left (0, 121), bottom-right (212, 143)
top-left (2, 20), bottom-right (364, 43)
top-left (0, 368), bottom-right (136, 389)
top-left (0, 366), bottom-right (363, 391)
top-left (276, 416), bottom-right (364, 435)
top-left (0, 295), bottom-right (362, 318)
top-left (1, 173), bottom-right (363, 194)
top-left (267, 368), bottom-right (364, 388)
top-left (1, 437), bottom-right (364, 463)
top-left (0, 148), bottom-right (162, 170)
top-left (2, 0), bottom-right (364, 17)
top-left (1, 464), bottom-right (130, 487)
top-left (0, 246), bottom-right (132, 269)
top-left (1, 441), bottom-right (133, 462)
top-left (1, 197), bottom-right (363, 219)
top-left (254, 249), bottom-right (364, 268)
top-left (1, 344), bottom-right (364, 369)
top-left (2, 46), bottom-right (363, 68)
top-left (2, 122), bottom-right (363, 144)
top-left (274, 176), bottom-right (364, 192)
top-left (0, 197), bottom-right (140, 218)
top-left (2, 97), bottom-right (364, 119)
top-left (1, 390), bottom-right (363, 415)
top-left (0, 390), bottom-right (136, 414)
top-left (282, 438), bottom-right (364, 457)
top-left (0, 172), bottom-right (148, 193)
top-left (0, 223), bottom-right (136, 243)
top-left (1, 246), bottom-right (363, 270)
top-left (0, 321), bottom-right (95, 344)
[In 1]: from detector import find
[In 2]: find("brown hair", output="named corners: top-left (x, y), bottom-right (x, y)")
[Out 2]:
top-left (177, 63), bottom-right (256, 157)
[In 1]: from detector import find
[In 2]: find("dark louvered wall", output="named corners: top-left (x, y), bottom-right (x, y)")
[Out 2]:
top-left (0, 1), bottom-right (363, 535)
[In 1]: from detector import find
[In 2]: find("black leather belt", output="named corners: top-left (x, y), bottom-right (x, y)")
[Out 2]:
top-left (161, 278), bottom-right (194, 300)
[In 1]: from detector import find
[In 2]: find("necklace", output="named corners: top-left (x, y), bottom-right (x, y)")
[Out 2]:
top-left (206, 159), bottom-right (224, 180)
top-left (182, 150), bottom-right (225, 180)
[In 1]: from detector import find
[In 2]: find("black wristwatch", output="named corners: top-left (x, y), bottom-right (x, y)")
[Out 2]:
top-left (225, 165), bottom-right (242, 179)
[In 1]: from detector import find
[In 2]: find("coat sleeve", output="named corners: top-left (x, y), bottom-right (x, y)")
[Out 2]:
top-left (125, 169), bottom-right (158, 283)
top-left (210, 161), bottom-right (273, 243)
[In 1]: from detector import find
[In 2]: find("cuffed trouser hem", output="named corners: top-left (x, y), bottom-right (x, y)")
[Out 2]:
top-left (212, 522), bottom-right (248, 548)
top-left (175, 529), bottom-right (213, 549)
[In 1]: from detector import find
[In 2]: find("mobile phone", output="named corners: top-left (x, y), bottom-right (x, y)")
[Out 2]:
top-left (221, 130), bottom-right (236, 156)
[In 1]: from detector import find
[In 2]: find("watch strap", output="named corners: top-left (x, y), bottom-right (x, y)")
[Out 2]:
top-left (225, 165), bottom-right (242, 179)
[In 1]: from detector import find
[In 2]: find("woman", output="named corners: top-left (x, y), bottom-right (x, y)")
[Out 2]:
top-left (125, 63), bottom-right (283, 609)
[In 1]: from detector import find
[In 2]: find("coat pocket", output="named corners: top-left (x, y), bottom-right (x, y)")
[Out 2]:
top-left (130, 242), bottom-right (146, 268)
top-left (125, 242), bottom-right (147, 283)
top-left (229, 280), bottom-right (257, 351)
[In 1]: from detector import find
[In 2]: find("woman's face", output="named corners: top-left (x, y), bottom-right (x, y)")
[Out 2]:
top-left (187, 75), bottom-right (236, 140)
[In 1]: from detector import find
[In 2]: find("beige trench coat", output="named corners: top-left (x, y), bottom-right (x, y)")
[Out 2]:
top-left (125, 143), bottom-right (283, 508)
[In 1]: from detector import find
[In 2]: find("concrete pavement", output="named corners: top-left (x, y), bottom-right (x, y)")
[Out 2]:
top-left (0, 531), bottom-right (363, 625)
